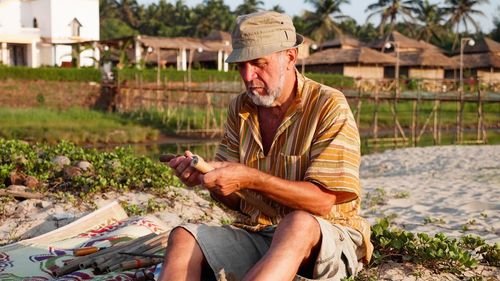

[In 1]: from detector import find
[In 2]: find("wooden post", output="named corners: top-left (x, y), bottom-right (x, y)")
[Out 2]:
top-left (433, 96), bottom-right (440, 145)
top-left (456, 83), bottom-right (467, 144)
top-left (372, 87), bottom-right (379, 150)
top-left (414, 89), bottom-right (420, 146)
top-left (392, 91), bottom-right (398, 148)
top-left (477, 88), bottom-right (484, 143)
top-left (412, 98), bottom-right (417, 147)
top-left (355, 85), bottom-right (362, 128)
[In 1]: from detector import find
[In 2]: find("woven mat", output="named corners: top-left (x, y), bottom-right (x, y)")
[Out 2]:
top-left (0, 201), bottom-right (169, 280)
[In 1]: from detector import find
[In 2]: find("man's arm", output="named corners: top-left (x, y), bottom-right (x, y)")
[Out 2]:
top-left (201, 162), bottom-right (357, 217)
top-left (167, 151), bottom-right (241, 211)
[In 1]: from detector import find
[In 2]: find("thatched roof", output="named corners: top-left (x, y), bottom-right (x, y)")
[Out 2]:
top-left (370, 31), bottom-right (422, 50)
top-left (138, 36), bottom-right (204, 50)
top-left (370, 31), bottom-right (437, 52)
top-left (418, 40), bottom-right (445, 53)
top-left (462, 37), bottom-right (500, 54)
top-left (137, 35), bottom-right (231, 53)
top-left (203, 30), bottom-right (231, 42)
top-left (452, 52), bottom-right (500, 69)
top-left (398, 50), bottom-right (458, 68)
top-left (320, 36), bottom-right (363, 50)
top-left (299, 47), bottom-right (397, 65)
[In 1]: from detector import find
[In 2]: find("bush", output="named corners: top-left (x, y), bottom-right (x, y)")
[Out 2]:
top-left (370, 218), bottom-right (500, 275)
top-left (117, 68), bottom-right (241, 83)
top-left (0, 139), bottom-right (180, 196)
top-left (0, 66), bottom-right (100, 82)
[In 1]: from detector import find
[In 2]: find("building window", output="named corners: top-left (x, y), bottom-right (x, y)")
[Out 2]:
top-left (70, 18), bottom-right (82, 37)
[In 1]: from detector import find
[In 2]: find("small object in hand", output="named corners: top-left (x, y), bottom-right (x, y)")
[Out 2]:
top-left (159, 153), bottom-right (177, 163)
top-left (190, 156), bottom-right (215, 174)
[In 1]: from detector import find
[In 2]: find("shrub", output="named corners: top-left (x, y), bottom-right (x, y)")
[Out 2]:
top-left (370, 218), bottom-right (500, 275)
top-left (0, 66), bottom-right (100, 82)
top-left (0, 139), bottom-right (180, 197)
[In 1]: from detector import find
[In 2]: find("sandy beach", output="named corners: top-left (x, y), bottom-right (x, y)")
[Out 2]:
top-left (0, 144), bottom-right (499, 279)
top-left (360, 145), bottom-right (500, 244)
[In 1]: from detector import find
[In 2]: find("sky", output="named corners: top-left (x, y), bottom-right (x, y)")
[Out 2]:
top-left (138, 0), bottom-right (499, 33)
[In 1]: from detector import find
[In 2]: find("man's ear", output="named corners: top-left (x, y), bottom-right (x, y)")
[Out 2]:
top-left (285, 48), bottom-right (298, 69)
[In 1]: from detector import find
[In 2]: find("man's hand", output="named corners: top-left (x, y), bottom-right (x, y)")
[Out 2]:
top-left (201, 162), bottom-right (254, 197)
top-left (167, 151), bottom-right (202, 187)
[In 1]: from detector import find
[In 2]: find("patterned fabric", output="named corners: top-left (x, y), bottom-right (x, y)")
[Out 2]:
top-left (215, 70), bottom-right (373, 262)
top-left (0, 202), bottom-right (167, 280)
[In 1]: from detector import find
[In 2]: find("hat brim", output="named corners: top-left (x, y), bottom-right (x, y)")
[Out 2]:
top-left (225, 34), bottom-right (304, 64)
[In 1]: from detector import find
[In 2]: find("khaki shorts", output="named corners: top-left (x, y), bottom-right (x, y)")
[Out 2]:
top-left (180, 216), bottom-right (364, 281)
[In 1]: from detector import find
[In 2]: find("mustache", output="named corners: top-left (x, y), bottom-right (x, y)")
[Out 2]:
top-left (246, 81), bottom-right (265, 88)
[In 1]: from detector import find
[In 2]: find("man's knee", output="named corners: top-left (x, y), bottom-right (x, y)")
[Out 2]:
top-left (167, 226), bottom-right (197, 247)
top-left (277, 211), bottom-right (321, 244)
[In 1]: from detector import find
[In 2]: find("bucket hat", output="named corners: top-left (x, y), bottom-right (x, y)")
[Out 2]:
top-left (225, 11), bottom-right (304, 63)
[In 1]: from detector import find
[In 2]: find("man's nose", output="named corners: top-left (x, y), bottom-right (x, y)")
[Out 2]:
top-left (239, 63), bottom-right (257, 82)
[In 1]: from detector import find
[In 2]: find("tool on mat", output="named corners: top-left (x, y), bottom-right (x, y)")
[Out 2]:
top-left (119, 252), bottom-right (164, 259)
top-left (159, 153), bottom-right (278, 217)
top-left (73, 240), bottom-right (112, 256)
top-left (73, 246), bottom-right (107, 256)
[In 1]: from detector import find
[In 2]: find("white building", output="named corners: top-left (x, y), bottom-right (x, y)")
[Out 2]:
top-left (0, 0), bottom-right (99, 67)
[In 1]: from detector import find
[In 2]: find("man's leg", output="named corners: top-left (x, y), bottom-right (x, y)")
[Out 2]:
top-left (158, 227), bottom-right (211, 281)
top-left (242, 211), bottom-right (322, 281)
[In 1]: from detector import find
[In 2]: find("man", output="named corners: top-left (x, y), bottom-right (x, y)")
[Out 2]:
top-left (160, 11), bottom-right (373, 281)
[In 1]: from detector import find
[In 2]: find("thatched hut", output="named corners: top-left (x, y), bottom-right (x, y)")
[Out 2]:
top-left (297, 36), bottom-right (317, 60)
top-left (98, 34), bottom-right (232, 71)
top-left (319, 36), bottom-right (363, 50)
top-left (395, 50), bottom-right (457, 79)
top-left (370, 31), bottom-right (453, 82)
top-left (450, 37), bottom-right (500, 84)
top-left (297, 47), bottom-right (396, 81)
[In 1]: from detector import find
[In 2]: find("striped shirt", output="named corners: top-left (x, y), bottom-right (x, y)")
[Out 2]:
top-left (215, 71), bottom-right (373, 262)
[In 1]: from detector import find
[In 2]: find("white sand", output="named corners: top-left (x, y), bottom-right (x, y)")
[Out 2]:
top-left (360, 145), bottom-right (500, 244)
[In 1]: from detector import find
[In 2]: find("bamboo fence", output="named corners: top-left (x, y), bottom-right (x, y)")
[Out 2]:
top-left (103, 75), bottom-right (499, 151)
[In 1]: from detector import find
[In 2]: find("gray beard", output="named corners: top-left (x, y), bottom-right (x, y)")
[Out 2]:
top-left (247, 86), bottom-right (282, 107)
top-left (246, 55), bottom-right (286, 107)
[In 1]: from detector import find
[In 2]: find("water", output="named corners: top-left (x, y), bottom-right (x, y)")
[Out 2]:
top-left (123, 128), bottom-right (500, 162)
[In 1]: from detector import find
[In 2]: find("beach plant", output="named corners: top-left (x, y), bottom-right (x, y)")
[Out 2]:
top-left (146, 198), bottom-right (168, 213)
top-left (0, 139), bottom-right (181, 201)
top-left (120, 201), bottom-right (146, 216)
top-left (370, 218), bottom-right (500, 276)
top-left (423, 216), bottom-right (446, 225)
top-left (363, 187), bottom-right (388, 209)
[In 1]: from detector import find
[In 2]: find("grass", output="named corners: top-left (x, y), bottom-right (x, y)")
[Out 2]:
top-left (349, 99), bottom-right (500, 131)
top-left (121, 107), bottom-right (227, 134)
top-left (0, 66), bottom-right (100, 82)
top-left (0, 107), bottom-right (159, 144)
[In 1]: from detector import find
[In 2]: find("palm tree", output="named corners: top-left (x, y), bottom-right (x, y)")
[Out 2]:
top-left (442, 0), bottom-right (489, 51)
top-left (366, 0), bottom-right (417, 36)
top-left (194, 0), bottom-right (234, 37)
top-left (113, 0), bottom-right (141, 29)
top-left (491, 6), bottom-right (500, 41)
top-left (413, 0), bottom-right (447, 42)
top-left (303, 0), bottom-right (351, 43)
top-left (234, 0), bottom-right (264, 15)
top-left (270, 4), bottom-right (285, 14)
top-left (171, 0), bottom-right (197, 36)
